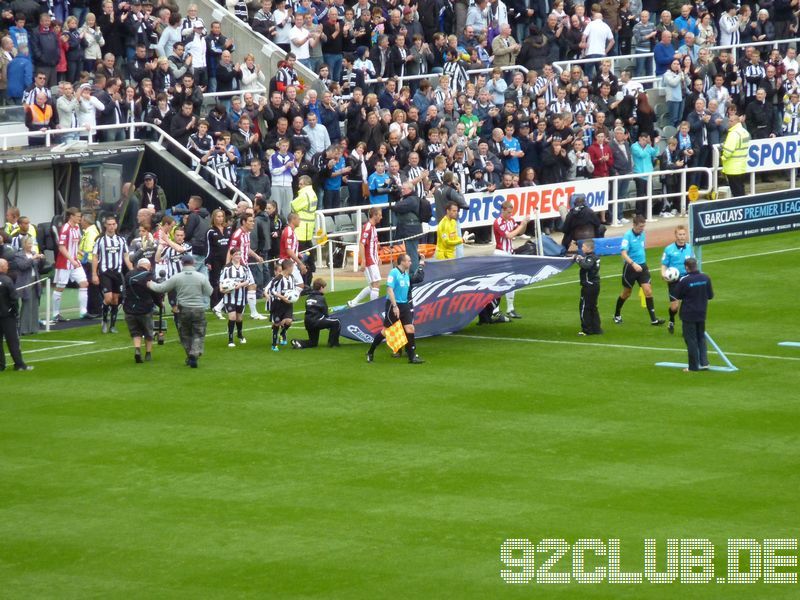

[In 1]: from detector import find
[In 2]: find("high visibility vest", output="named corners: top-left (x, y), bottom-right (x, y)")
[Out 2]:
top-left (79, 224), bottom-right (100, 263)
top-left (721, 122), bottom-right (750, 176)
top-left (29, 103), bottom-right (53, 126)
top-left (290, 186), bottom-right (318, 242)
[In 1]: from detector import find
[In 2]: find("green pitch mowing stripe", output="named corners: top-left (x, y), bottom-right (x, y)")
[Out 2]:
top-left (0, 232), bottom-right (799, 598)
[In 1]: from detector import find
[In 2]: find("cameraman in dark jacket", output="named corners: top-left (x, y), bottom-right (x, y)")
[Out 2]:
top-left (391, 181), bottom-right (424, 274)
top-left (182, 195), bottom-right (210, 272)
top-left (252, 197), bottom-right (272, 290)
top-left (291, 278), bottom-right (341, 349)
top-left (561, 194), bottom-right (605, 253)
top-left (123, 258), bottom-right (162, 363)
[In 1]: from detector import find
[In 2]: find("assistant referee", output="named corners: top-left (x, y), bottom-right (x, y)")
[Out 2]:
top-left (613, 215), bottom-right (665, 326)
top-left (366, 253), bottom-right (425, 364)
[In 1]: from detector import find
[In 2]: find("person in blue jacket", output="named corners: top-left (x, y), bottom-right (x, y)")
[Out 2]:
top-left (6, 44), bottom-right (33, 104)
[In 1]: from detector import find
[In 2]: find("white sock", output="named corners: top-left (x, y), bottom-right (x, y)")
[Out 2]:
top-left (369, 287), bottom-right (379, 301)
top-left (247, 290), bottom-right (258, 315)
top-left (506, 292), bottom-right (515, 313)
top-left (52, 291), bottom-right (62, 317)
top-left (351, 286), bottom-right (371, 305)
top-left (78, 288), bottom-right (88, 314)
top-left (213, 299), bottom-right (224, 312)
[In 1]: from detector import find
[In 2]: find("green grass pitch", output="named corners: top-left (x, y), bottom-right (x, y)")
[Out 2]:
top-left (2, 232), bottom-right (799, 598)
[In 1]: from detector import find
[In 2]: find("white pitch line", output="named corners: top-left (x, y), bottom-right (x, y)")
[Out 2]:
top-left (20, 339), bottom-right (94, 345)
top-left (455, 334), bottom-right (800, 362)
top-left (517, 246), bottom-right (800, 292)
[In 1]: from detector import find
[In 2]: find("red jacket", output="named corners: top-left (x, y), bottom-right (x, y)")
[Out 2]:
top-left (588, 142), bottom-right (614, 178)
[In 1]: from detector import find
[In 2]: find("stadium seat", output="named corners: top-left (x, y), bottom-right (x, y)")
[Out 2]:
top-left (661, 125), bottom-right (677, 140)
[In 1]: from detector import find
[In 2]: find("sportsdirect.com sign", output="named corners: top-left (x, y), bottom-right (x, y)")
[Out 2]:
top-left (746, 134), bottom-right (800, 172)
top-left (690, 191), bottom-right (800, 245)
top-left (453, 179), bottom-right (608, 227)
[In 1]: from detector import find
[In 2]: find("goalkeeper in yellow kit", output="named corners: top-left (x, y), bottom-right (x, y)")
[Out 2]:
top-left (435, 201), bottom-right (471, 259)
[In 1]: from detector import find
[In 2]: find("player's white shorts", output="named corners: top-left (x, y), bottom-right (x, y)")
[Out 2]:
top-left (54, 266), bottom-right (87, 288)
top-left (493, 249), bottom-right (512, 257)
top-left (364, 264), bottom-right (381, 284)
top-left (291, 268), bottom-right (304, 287)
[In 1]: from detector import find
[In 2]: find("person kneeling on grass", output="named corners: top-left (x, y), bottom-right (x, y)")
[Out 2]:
top-left (266, 259), bottom-right (297, 351)
top-left (292, 278), bottom-right (341, 349)
top-left (123, 258), bottom-right (163, 363)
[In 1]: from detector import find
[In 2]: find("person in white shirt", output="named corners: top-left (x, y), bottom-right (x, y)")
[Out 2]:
top-left (77, 83), bottom-right (105, 137)
top-left (56, 82), bottom-right (79, 141)
top-left (783, 47), bottom-right (799, 75)
top-left (581, 8), bottom-right (614, 79)
top-left (290, 12), bottom-right (312, 66)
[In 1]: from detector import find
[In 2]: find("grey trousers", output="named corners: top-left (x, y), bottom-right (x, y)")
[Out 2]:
top-left (177, 307), bottom-right (207, 359)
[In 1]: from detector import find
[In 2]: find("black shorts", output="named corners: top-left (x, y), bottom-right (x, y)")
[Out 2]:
top-left (124, 312), bottom-right (154, 339)
top-left (384, 302), bottom-right (413, 327)
top-left (621, 262), bottom-right (651, 289)
top-left (668, 281), bottom-right (679, 302)
top-left (100, 270), bottom-right (123, 294)
top-left (224, 303), bottom-right (245, 314)
top-left (271, 301), bottom-right (293, 323)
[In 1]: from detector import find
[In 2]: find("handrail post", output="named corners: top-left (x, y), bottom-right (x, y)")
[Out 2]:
top-left (45, 277), bottom-right (51, 332)
top-left (646, 174), bottom-right (653, 221)
top-left (354, 209), bottom-right (361, 272)
top-left (612, 178), bottom-right (619, 225)
top-left (680, 169), bottom-right (687, 216)
top-left (328, 239), bottom-right (335, 291)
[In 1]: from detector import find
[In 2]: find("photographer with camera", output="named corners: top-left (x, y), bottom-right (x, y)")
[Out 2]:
top-left (433, 171), bottom-right (468, 258)
top-left (123, 257), bottom-right (163, 363)
top-left (391, 181), bottom-right (426, 274)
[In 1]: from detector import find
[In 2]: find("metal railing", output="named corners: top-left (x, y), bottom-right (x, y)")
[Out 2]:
top-left (0, 122), bottom-right (245, 207)
top-left (363, 64), bottom-right (529, 87)
top-left (193, 0), bottom-right (324, 96)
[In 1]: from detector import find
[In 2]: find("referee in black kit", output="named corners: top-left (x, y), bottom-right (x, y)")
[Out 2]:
top-left (92, 216), bottom-right (132, 334)
top-left (674, 258), bottom-right (714, 372)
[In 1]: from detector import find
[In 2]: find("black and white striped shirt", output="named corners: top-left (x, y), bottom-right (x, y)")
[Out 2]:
top-left (221, 262), bottom-right (250, 306)
top-left (403, 165), bottom-right (426, 198)
top-left (93, 234), bottom-right (129, 273)
top-left (535, 77), bottom-right (558, 105)
top-left (426, 142), bottom-right (443, 170)
top-left (208, 150), bottom-right (238, 190)
top-left (266, 274), bottom-right (296, 310)
top-left (161, 242), bottom-right (192, 278)
top-left (451, 160), bottom-right (469, 192)
top-left (784, 101), bottom-right (800, 135)
top-left (443, 60), bottom-right (468, 94)
top-left (743, 62), bottom-right (766, 100)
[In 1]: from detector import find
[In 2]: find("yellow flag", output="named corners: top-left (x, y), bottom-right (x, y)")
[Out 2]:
top-left (316, 228), bottom-right (328, 246)
top-left (384, 320), bottom-right (408, 353)
top-left (639, 287), bottom-right (647, 308)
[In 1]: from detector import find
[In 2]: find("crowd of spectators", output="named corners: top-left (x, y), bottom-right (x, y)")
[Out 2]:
top-left (2, 0), bottom-right (800, 229)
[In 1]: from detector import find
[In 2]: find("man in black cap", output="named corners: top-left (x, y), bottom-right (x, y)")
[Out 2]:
top-left (134, 172), bottom-right (167, 211)
top-left (0, 258), bottom-right (33, 371)
top-left (147, 254), bottom-right (212, 368)
top-left (674, 257), bottom-right (714, 372)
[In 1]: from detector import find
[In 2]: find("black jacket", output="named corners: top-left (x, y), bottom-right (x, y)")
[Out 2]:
top-left (303, 289), bottom-right (329, 323)
top-left (183, 208), bottom-right (210, 256)
top-left (391, 193), bottom-right (423, 238)
top-left (252, 211), bottom-right (272, 258)
top-left (123, 268), bottom-right (160, 315)
top-left (675, 272), bottom-right (714, 322)
top-left (0, 273), bottom-right (19, 318)
top-left (561, 205), bottom-right (603, 250)
top-left (577, 252), bottom-right (600, 287)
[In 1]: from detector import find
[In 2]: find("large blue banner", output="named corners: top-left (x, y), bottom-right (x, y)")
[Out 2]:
top-left (335, 256), bottom-right (573, 342)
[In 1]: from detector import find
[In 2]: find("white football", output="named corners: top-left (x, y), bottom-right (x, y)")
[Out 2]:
top-left (219, 278), bottom-right (237, 293)
top-left (284, 287), bottom-right (302, 303)
top-left (664, 267), bottom-right (680, 283)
